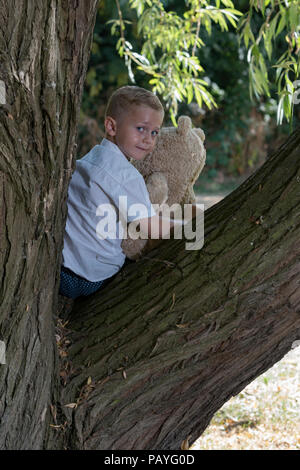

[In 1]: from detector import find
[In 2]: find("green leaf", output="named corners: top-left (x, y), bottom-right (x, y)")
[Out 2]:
top-left (283, 92), bottom-right (291, 119)
top-left (194, 85), bottom-right (202, 108)
top-left (277, 95), bottom-right (284, 124)
top-left (276, 10), bottom-right (286, 36)
top-left (263, 32), bottom-right (273, 60)
top-left (187, 82), bottom-right (193, 104)
top-left (288, 2), bottom-right (299, 32)
top-left (268, 12), bottom-right (279, 39)
top-left (243, 21), bottom-right (255, 49)
top-left (131, 52), bottom-right (150, 65)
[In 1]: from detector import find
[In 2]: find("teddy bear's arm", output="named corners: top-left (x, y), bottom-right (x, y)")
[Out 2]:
top-left (182, 186), bottom-right (196, 204)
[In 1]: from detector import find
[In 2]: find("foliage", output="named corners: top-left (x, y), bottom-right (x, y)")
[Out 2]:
top-left (80, 1), bottom-right (131, 117)
top-left (108, 0), bottom-right (299, 125)
top-left (238, 0), bottom-right (300, 125)
top-left (79, 0), bottom-right (299, 179)
top-left (109, 0), bottom-right (242, 124)
top-left (192, 25), bottom-right (257, 178)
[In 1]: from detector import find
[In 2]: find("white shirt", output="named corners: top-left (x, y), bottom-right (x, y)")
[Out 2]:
top-left (62, 138), bottom-right (156, 281)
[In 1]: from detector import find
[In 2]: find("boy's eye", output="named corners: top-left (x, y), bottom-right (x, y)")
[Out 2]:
top-left (152, 130), bottom-right (159, 137)
top-left (137, 127), bottom-right (144, 132)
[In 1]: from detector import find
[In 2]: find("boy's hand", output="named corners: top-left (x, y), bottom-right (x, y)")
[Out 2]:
top-left (137, 203), bottom-right (203, 240)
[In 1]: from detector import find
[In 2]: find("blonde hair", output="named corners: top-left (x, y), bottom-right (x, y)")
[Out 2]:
top-left (105, 86), bottom-right (164, 119)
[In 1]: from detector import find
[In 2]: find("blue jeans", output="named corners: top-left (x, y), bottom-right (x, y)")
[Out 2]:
top-left (59, 266), bottom-right (105, 299)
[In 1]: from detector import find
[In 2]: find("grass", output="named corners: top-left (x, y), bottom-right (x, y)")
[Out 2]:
top-left (191, 346), bottom-right (300, 450)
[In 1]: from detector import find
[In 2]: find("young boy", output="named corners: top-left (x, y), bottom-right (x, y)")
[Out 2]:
top-left (60, 86), bottom-right (166, 299)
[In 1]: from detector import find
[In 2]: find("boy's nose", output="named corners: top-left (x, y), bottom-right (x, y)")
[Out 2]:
top-left (142, 132), bottom-right (151, 143)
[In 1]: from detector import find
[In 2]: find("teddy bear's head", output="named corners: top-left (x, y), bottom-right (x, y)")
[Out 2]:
top-left (122, 116), bottom-right (206, 260)
top-left (132, 115), bottom-right (206, 205)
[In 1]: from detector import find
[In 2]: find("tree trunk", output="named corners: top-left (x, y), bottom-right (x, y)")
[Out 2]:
top-left (51, 128), bottom-right (300, 450)
top-left (0, 0), bottom-right (98, 449)
top-left (0, 1), bottom-right (300, 452)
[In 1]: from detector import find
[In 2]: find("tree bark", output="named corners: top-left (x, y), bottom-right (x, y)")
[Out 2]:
top-left (0, 0), bottom-right (98, 449)
top-left (51, 128), bottom-right (300, 450)
top-left (0, 1), bottom-right (300, 452)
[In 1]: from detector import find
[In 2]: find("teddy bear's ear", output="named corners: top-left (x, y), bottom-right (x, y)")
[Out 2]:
top-left (194, 128), bottom-right (205, 142)
top-left (177, 115), bottom-right (192, 135)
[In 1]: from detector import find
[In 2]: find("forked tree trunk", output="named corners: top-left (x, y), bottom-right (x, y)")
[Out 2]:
top-left (0, 0), bottom-right (98, 449)
top-left (50, 128), bottom-right (300, 450)
top-left (0, 1), bottom-right (300, 451)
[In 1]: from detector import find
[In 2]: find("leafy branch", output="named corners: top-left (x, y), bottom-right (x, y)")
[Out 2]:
top-left (110, 0), bottom-right (299, 125)
top-left (110, 0), bottom-right (242, 124)
top-left (238, 0), bottom-right (300, 124)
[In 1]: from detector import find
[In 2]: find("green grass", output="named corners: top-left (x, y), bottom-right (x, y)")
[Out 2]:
top-left (191, 346), bottom-right (300, 450)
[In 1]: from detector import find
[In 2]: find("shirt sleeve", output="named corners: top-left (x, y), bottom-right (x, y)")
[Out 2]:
top-left (119, 175), bottom-right (157, 223)
top-left (90, 162), bottom-right (156, 224)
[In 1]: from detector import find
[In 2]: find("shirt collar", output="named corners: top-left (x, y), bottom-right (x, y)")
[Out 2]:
top-left (101, 138), bottom-right (130, 163)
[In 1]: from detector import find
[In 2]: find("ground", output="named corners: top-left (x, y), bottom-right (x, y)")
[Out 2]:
top-left (191, 346), bottom-right (300, 450)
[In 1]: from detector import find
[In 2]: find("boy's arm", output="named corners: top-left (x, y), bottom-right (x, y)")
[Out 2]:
top-left (138, 203), bottom-right (203, 239)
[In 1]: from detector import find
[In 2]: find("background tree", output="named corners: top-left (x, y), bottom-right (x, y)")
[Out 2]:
top-left (0, 0), bottom-right (299, 450)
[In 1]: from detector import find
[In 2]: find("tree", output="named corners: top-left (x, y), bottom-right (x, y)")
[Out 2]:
top-left (50, 127), bottom-right (300, 450)
top-left (0, 0), bottom-right (99, 449)
top-left (0, 0), bottom-right (299, 450)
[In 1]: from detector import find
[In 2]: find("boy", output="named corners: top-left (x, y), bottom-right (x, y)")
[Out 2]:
top-left (60, 86), bottom-right (168, 299)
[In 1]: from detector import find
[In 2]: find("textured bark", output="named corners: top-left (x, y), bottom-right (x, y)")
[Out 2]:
top-left (0, 0), bottom-right (300, 452)
top-left (50, 128), bottom-right (300, 450)
top-left (0, 0), bottom-right (98, 449)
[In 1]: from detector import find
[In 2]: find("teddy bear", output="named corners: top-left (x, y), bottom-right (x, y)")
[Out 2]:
top-left (121, 115), bottom-right (206, 260)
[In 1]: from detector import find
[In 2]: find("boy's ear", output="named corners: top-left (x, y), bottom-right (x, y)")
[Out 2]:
top-left (104, 116), bottom-right (117, 137)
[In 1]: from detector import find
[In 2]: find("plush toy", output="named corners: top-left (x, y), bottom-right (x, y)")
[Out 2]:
top-left (121, 115), bottom-right (206, 259)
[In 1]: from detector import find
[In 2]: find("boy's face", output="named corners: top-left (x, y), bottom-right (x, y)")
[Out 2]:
top-left (105, 105), bottom-right (164, 161)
